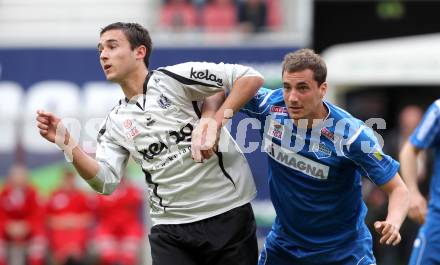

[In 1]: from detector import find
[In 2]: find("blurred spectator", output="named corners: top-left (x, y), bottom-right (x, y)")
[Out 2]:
top-left (46, 168), bottom-right (94, 265)
top-left (397, 105), bottom-right (429, 190)
top-left (0, 164), bottom-right (47, 265)
top-left (266, 0), bottom-right (281, 30)
top-left (93, 178), bottom-right (144, 265)
top-left (160, 0), bottom-right (198, 31)
top-left (386, 105), bottom-right (424, 157)
top-left (385, 105), bottom-right (429, 196)
top-left (202, 0), bottom-right (237, 32)
top-left (238, 0), bottom-right (267, 33)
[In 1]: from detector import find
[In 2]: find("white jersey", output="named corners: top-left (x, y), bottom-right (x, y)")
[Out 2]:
top-left (86, 62), bottom-right (261, 226)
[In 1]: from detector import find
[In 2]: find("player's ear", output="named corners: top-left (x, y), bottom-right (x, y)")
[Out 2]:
top-left (319, 82), bottom-right (328, 99)
top-left (135, 45), bottom-right (147, 61)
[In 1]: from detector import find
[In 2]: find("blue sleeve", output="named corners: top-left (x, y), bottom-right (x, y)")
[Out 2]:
top-left (410, 100), bottom-right (440, 149)
top-left (346, 126), bottom-right (399, 186)
top-left (240, 87), bottom-right (273, 119)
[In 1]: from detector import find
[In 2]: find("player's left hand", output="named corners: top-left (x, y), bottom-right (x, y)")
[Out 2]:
top-left (374, 221), bottom-right (401, 246)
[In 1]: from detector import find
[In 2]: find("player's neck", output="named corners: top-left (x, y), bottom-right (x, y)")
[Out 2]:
top-left (119, 67), bottom-right (149, 100)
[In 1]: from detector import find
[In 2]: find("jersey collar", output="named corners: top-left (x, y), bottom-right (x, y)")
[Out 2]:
top-left (123, 73), bottom-right (151, 111)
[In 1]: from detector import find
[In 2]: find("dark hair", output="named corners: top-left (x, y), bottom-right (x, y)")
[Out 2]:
top-left (282, 48), bottom-right (327, 86)
top-left (100, 22), bottom-right (153, 68)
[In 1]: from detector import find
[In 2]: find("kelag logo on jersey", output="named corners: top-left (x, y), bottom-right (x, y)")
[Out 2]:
top-left (137, 123), bottom-right (193, 160)
top-left (190, 67), bottom-right (223, 86)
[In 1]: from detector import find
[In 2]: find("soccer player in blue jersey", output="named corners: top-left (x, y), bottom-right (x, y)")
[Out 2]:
top-left (400, 100), bottom-right (440, 265)
top-left (193, 49), bottom-right (409, 265)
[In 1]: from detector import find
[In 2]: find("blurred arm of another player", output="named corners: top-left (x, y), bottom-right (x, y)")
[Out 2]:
top-left (374, 173), bottom-right (409, 246)
top-left (192, 76), bottom-right (263, 162)
top-left (399, 141), bottom-right (427, 224)
top-left (36, 110), bottom-right (99, 180)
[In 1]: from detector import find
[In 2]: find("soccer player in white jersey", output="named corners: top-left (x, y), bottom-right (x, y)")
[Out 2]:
top-left (36, 22), bottom-right (264, 265)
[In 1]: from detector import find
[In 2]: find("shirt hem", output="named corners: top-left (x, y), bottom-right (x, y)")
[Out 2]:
top-left (150, 192), bottom-right (257, 226)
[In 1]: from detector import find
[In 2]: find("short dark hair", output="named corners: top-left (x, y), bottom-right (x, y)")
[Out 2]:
top-left (282, 48), bottom-right (327, 86)
top-left (100, 22), bottom-right (153, 68)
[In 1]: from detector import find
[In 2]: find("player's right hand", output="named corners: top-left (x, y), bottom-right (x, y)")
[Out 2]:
top-left (191, 117), bottom-right (219, 163)
top-left (408, 191), bottom-right (427, 224)
top-left (36, 109), bottom-right (63, 144)
top-left (374, 221), bottom-right (401, 246)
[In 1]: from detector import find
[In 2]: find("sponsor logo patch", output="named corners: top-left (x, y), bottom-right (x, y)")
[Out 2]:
top-left (373, 151), bottom-right (383, 161)
top-left (190, 67), bottom-right (223, 86)
top-left (368, 147), bottom-right (389, 169)
top-left (268, 120), bottom-right (284, 140)
top-left (270, 105), bottom-right (288, 115)
top-left (126, 127), bottom-right (140, 139)
top-left (264, 138), bottom-right (330, 180)
top-left (123, 119), bottom-right (133, 129)
top-left (321, 127), bottom-right (334, 141)
top-left (311, 142), bottom-right (332, 159)
top-left (137, 123), bottom-right (193, 160)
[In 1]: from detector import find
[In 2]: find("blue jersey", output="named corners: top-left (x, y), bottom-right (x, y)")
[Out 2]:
top-left (408, 100), bottom-right (440, 265)
top-left (410, 99), bottom-right (440, 216)
top-left (242, 87), bottom-right (399, 249)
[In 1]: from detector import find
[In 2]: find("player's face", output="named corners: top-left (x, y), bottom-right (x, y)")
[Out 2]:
top-left (282, 69), bottom-right (327, 126)
top-left (98, 29), bottom-right (137, 82)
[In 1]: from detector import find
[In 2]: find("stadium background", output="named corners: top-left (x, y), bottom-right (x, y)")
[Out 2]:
top-left (1, 0), bottom-right (440, 264)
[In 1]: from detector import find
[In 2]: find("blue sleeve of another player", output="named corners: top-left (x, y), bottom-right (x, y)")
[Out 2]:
top-left (240, 87), bottom-right (273, 119)
top-left (346, 126), bottom-right (399, 186)
top-left (410, 100), bottom-right (440, 149)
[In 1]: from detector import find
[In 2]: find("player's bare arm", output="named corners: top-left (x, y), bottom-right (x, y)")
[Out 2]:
top-left (192, 76), bottom-right (263, 162)
top-left (375, 173), bottom-right (409, 246)
top-left (399, 141), bottom-right (427, 224)
top-left (36, 109), bottom-right (99, 180)
top-left (214, 75), bottom-right (263, 127)
top-left (192, 91), bottom-right (226, 162)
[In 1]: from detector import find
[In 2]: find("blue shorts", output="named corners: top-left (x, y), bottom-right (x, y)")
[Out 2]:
top-left (408, 221), bottom-right (440, 265)
top-left (258, 231), bottom-right (376, 265)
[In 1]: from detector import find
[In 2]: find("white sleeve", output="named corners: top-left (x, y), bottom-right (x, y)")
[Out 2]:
top-left (159, 61), bottom-right (263, 100)
top-left (85, 116), bottom-right (129, 195)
